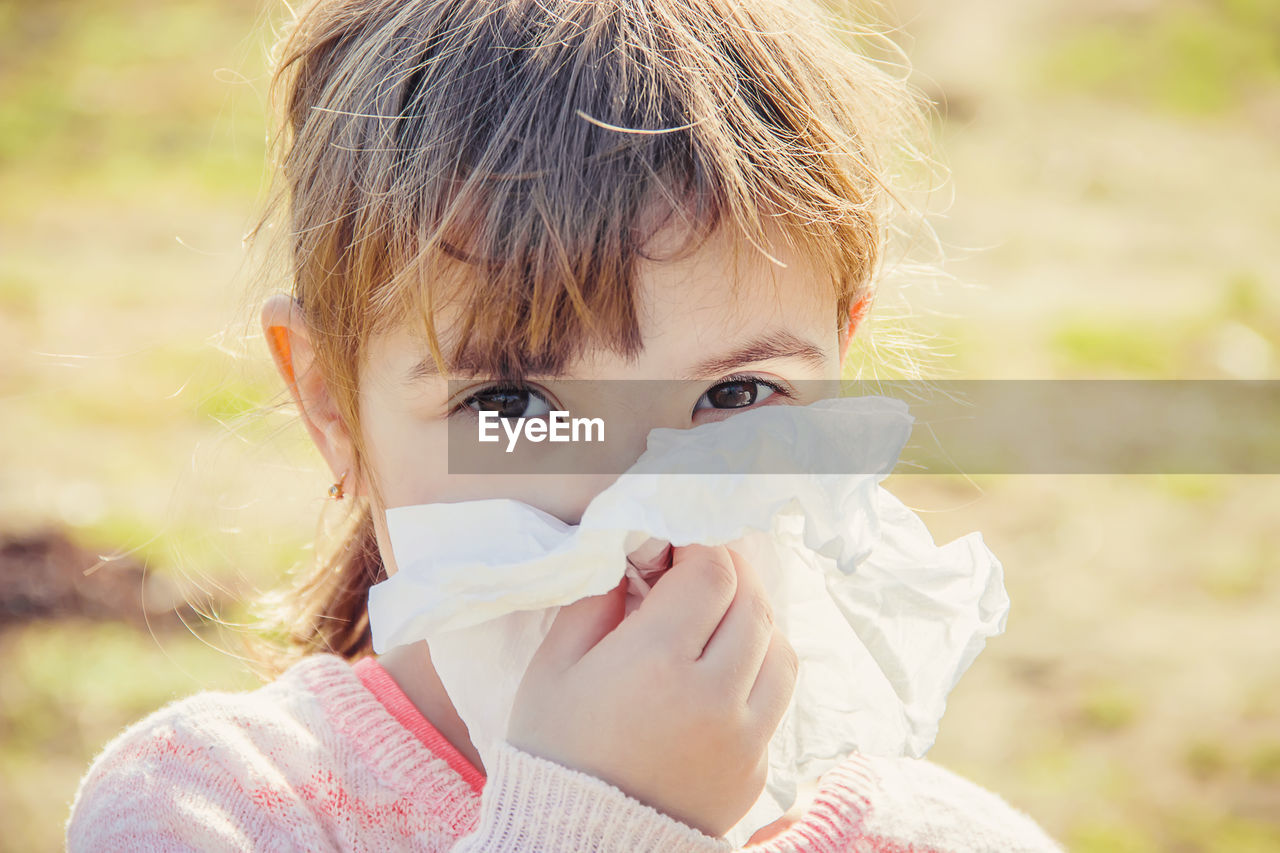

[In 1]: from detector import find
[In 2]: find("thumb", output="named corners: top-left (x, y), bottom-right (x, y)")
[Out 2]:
top-left (531, 577), bottom-right (628, 672)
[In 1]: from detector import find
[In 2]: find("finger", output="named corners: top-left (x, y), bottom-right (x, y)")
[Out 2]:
top-left (631, 543), bottom-right (737, 659)
top-left (529, 577), bottom-right (627, 673)
top-left (746, 630), bottom-right (799, 735)
top-left (626, 537), bottom-right (672, 575)
top-left (624, 538), bottom-right (672, 596)
top-left (698, 548), bottom-right (774, 702)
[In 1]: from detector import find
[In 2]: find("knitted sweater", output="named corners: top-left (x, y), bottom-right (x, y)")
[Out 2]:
top-left (66, 653), bottom-right (1063, 852)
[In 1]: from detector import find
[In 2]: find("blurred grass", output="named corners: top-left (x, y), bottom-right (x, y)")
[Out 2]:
top-left (0, 0), bottom-right (269, 195)
top-left (2, 0), bottom-right (1279, 851)
top-left (0, 3), bottom-right (305, 848)
top-left (1040, 0), bottom-right (1280, 116)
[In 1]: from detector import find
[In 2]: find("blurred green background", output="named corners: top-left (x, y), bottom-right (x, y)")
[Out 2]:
top-left (1, 0), bottom-right (1277, 850)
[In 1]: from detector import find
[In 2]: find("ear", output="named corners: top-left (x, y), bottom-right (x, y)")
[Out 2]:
top-left (838, 294), bottom-right (869, 364)
top-left (261, 294), bottom-right (356, 489)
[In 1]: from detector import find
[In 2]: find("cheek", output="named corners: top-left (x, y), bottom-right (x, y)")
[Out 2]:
top-left (357, 380), bottom-right (453, 509)
top-left (357, 386), bottom-right (600, 537)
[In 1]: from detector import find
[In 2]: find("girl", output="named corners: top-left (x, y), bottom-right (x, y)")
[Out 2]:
top-left (67, 0), bottom-right (1062, 849)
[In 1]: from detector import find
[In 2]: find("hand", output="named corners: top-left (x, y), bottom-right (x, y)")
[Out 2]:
top-left (507, 544), bottom-right (799, 838)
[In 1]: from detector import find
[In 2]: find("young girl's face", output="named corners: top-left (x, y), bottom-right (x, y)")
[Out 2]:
top-left (355, 221), bottom-right (844, 577)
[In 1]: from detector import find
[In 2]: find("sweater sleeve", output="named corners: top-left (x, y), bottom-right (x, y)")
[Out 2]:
top-left (745, 753), bottom-right (1065, 853)
top-left (451, 740), bottom-right (734, 853)
top-left (65, 721), bottom-right (297, 853)
top-left (848, 754), bottom-right (1065, 853)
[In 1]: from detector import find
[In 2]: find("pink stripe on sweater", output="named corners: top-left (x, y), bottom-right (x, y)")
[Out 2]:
top-left (352, 656), bottom-right (487, 794)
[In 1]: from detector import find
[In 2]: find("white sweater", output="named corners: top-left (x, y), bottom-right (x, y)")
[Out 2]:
top-left (66, 653), bottom-right (1064, 852)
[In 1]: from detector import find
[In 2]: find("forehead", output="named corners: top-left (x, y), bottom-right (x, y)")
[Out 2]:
top-left (636, 218), bottom-right (832, 329)
top-left (379, 218), bottom-right (836, 381)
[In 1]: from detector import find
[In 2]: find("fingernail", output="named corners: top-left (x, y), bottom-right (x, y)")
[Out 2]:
top-left (626, 537), bottom-right (672, 575)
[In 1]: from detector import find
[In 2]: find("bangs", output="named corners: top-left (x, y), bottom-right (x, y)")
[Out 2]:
top-left (275, 0), bottom-right (910, 378)
top-left (391, 153), bottom-right (721, 379)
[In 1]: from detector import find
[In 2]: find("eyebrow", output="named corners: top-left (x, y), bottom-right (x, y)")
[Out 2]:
top-left (678, 330), bottom-right (829, 379)
top-left (405, 329), bottom-right (829, 381)
top-left (406, 347), bottom-right (487, 382)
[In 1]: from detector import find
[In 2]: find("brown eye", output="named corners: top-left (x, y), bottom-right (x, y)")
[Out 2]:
top-left (695, 378), bottom-right (778, 412)
top-left (708, 380), bottom-right (758, 408)
top-left (464, 386), bottom-right (551, 419)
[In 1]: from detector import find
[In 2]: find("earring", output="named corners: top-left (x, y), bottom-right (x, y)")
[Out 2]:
top-left (328, 471), bottom-right (348, 500)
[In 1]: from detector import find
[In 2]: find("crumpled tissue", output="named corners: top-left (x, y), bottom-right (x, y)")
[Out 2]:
top-left (366, 395), bottom-right (1009, 847)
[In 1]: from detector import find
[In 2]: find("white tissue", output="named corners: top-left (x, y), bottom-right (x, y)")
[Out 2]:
top-left (366, 396), bottom-right (1009, 847)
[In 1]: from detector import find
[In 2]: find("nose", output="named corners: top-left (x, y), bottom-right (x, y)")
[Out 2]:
top-left (542, 401), bottom-right (692, 524)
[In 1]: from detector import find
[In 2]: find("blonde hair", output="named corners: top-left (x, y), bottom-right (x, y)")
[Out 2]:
top-left (242, 0), bottom-right (932, 678)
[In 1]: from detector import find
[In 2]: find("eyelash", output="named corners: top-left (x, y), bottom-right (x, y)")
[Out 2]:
top-left (450, 380), bottom-right (550, 420)
top-left (716, 373), bottom-right (793, 399)
top-left (450, 374), bottom-right (795, 419)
